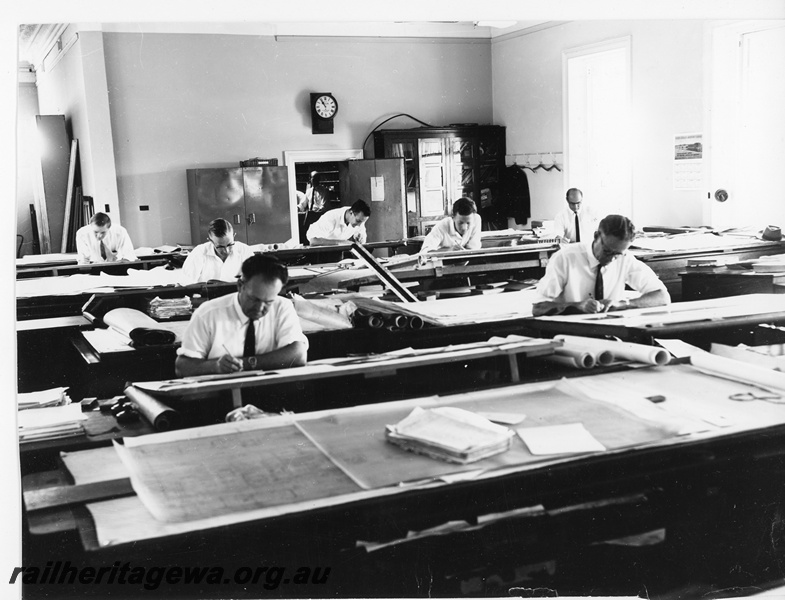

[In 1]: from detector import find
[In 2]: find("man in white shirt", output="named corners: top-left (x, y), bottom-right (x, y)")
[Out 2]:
top-left (75, 212), bottom-right (137, 264)
top-left (419, 197), bottom-right (482, 255)
top-left (306, 199), bottom-right (370, 246)
top-left (553, 188), bottom-right (600, 243)
top-left (533, 214), bottom-right (669, 316)
top-left (180, 218), bottom-right (255, 284)
top-left (175, 254), bottom-right (308, 376)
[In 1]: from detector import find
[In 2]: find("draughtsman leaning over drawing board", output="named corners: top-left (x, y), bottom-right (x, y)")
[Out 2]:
top-left (175, 254), bottom-right (308, 376)
top-left (532, 214), bottom-right (670, 317)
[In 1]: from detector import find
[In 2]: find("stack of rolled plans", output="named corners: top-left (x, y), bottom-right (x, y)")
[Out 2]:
top-left (545, 334), bottom-right (672, 368)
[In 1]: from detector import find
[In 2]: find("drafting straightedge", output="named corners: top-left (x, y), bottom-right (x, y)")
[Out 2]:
top-left (535, 294), bottom-right (785, 329)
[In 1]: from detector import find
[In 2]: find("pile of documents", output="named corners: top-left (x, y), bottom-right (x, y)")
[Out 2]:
top-left (18, 387), bottom-right (71, 410)
top-left (18, 403), bottom-right (87, 443)
top-left (146, 296), bottom-right (193, 319)
top-left (386, 406), bottom-right (514, 464)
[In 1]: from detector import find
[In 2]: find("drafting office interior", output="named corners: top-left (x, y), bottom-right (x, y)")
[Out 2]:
top-left (16, 19), bottom-right (785, 255)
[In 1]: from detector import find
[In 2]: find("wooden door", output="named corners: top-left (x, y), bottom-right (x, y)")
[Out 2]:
top-left (345, 159), bottom-right (406, 243)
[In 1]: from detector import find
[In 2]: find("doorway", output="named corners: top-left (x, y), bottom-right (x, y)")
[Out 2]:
top-left (284, 149), bottom-right (364, 245)
top-left (707, 21), bottom-right (785, 230)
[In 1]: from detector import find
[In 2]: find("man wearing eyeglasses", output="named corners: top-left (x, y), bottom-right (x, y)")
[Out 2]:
top-left (180, 218), bottom-right (255, 283)
top-left (175, 254), bottom-right (308, 376)
top-left (533, 214), bottom-right (669, 316)
top-left (553, 188), bottom-right (600, 243)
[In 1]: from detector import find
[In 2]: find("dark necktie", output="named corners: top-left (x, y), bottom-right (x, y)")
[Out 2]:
top-left (594, 265), bottom-right (604, 300)
top-left (243, 319), bottom-right (256, 358)
top-left (574, 212), bottom-right (581, 243)
top-left (100, 242), bottom-right (108, 260)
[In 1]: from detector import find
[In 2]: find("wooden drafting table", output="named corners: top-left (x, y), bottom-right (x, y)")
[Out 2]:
top-left (16, 252), bottom-right (181, 278)
top-left (524, 293), bottom-right (785, 346)
top-left (21, 364), bottom-right (785, 597)
top-left (297, 243), bottom-right (557, 292)
top-left (126, 337), bottom-right (560, 410)
top-left (630, 236), bottom-right (784, 300)
top-left (264, 239), bottom-right (407, 264)
top-left (680, 269), bottom-right (785, 301)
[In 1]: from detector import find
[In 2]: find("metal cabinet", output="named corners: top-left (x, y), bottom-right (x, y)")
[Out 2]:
top-left (373, 126), bottom-right (506, 236)
top-left (185, 166), bottom-right (292, 246)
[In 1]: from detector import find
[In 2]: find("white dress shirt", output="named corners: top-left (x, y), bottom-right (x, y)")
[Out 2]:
top-left (535, 241), bottom-right (667, 304)
top-left (419, 214), bottom-right (482, 255)
top-left (306, 208), bottom-right (367, 244)
top-left (75, 224), bottom-right (137, 264)
top-left (177, 293), bottom-right (308, 360)
top-left (180, 241), bottom-right (255, 284)
top-left (553, 206), bottom-right (600, 243)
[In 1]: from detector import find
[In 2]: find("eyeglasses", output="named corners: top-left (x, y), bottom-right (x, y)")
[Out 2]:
top-left (209, 235), bottom-right (235, 251)
top-left (597, 235), bottom-right (626, 258)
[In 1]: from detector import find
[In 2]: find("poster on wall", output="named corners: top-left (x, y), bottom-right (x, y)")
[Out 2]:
top-left (673, 132), bottom-right (703, 190)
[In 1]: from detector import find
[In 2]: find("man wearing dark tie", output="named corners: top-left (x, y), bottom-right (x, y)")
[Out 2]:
top-left (75, 212), bottom-right (137, 264)
top-left (532, 214), bottom-right (669, 316)
top-left (175, 254), bottom-right (308, 376)
top-left (553, 188), bottom-right (599, 243)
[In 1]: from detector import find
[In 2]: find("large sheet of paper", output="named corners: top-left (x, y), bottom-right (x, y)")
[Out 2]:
top-left (113, 421), bottom-right (361, 523)
top-left (352, 289), bottom-right (538, 327)
top-left (297, 380), bottom-right (684, 489)
top-left (16, 266), bottom-right (184, 298)
top-left (630, 232), bottom-right (767, 253)
top-left (536, 294), bottom-right (785, 328)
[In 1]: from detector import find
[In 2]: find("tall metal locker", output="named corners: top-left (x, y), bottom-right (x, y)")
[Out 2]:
top-left (185, 166), bottom-right (292, 246)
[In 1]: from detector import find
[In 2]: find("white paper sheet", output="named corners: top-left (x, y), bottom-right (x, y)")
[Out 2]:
top-left (517, 423), bottom-right (606, 455)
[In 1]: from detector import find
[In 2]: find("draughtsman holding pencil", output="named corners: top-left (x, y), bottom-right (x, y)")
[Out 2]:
top-left (175, 254), bottom-right (308, 376)
top-left (532, 214), bottom-right (670, 317)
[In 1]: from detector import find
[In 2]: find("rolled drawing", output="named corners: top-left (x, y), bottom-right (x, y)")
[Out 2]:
top-left (690, 351), bottom-right (785, 393)
top-left (292, 295), bottom-right (352, 330)
top-left (546, 352), bottom-right (595, 369)
top-left (554, 337), bottom-right (614, 366)
top-left (553, 347), bottom-right (596, 368)
top-left (124, 385), bottom-right (180, 431)
top-left (554, 334), bottom-right (671, 366)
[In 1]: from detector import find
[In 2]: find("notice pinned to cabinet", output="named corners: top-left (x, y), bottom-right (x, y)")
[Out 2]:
top-left (370, 176), bottom-right (385, 202)
top-left (673, 132), bottom-right (703, 190)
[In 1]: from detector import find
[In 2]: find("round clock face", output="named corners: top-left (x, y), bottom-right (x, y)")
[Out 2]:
top-left (314, 95), bottom-right (337, 119)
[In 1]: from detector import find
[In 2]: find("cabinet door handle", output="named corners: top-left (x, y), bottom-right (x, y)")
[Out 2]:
top-left (247, 213), bottom-right (256, 225)
top-left (233, 214), bottom-right (241, 224)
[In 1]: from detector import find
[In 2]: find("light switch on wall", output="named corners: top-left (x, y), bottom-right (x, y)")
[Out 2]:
top-left (370, 176), bottom-right (385, 202)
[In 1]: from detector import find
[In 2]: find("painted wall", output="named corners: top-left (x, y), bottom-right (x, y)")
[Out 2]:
top-left (34, 31), bottom-right (121, 223)
top-left (100, 33), bottom-right (494, 247)
top-left (16, 82), bottom-right (39, 257)
top-left (493, 21), bottom-right (705, 228)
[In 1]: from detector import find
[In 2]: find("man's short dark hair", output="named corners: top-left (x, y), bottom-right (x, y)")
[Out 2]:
top-left (91, 212), bottom-right (112, 228)
top-left (566, 188), bottom-right (583, 201)
top-left (598, 214), bottom-right (636, 242)
top-left (351, 199), bottom-right (371, 217)
top-left (452, 197), bottom-right (477, 216)
top-left (240, 254), bottom-right (289, 285)
top-left (208, 218), bottom-right (232, 238)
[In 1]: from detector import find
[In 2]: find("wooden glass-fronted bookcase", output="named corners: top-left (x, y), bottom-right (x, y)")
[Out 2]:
top-left (373, 126), bottom-right (506, 236)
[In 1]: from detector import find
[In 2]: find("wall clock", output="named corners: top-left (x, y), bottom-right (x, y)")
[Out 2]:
top-left (310, 93), bottom-right (338, 134)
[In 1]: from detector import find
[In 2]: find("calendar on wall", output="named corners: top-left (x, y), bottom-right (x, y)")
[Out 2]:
top-left (673, 132), bottom-right (703, 190)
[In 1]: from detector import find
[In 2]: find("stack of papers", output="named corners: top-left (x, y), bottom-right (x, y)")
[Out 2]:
top-left (18, 403), bottom-right (87, 443)
top-left (386, 407), bottom-right (514, 464)
top-left (146, 296), bottom-right (193, 319)
top-left (18, 387), bottom-right (71, 410)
